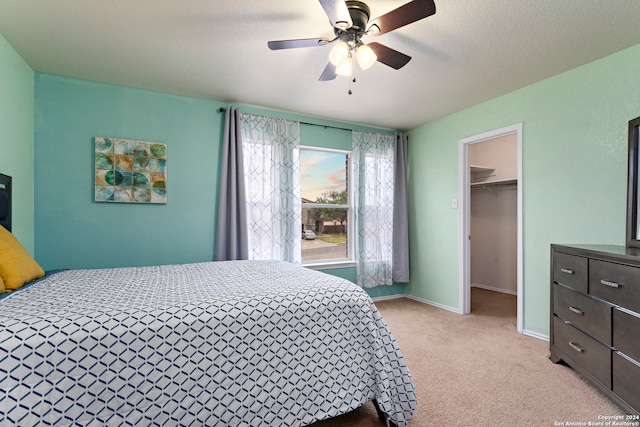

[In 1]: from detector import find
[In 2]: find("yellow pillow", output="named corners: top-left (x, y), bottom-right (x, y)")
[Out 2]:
top-left (0, 226), bottom-right (45, 291)
top-left (0, 274), bottom-right (4, 293)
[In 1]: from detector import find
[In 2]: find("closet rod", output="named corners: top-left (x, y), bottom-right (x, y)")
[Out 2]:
top-left (217, 106), bottom-right (357, 133)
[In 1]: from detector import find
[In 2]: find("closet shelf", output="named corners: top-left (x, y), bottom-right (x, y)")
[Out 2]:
top-left (470, 164), bottom-right (497, 185)
top-left (470, 165), bottom-right (495, 173)
top-left (471, 178), bottom-right (517, 187)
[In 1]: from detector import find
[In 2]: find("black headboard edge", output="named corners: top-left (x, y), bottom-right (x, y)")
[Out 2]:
top-left (0, 173), bottom-right (12, 232)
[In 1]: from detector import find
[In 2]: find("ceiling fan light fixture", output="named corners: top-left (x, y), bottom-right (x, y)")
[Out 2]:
top-left (266, 0), bottom-right (437, 82)
top-left (367, 23), bottom-right (381, 36)
top-left (335, 56), bottom-right (353, 76)
top-left (329, 41), bottom-right (350, 66)
top-left (356, 43), bottom-right (377, 70)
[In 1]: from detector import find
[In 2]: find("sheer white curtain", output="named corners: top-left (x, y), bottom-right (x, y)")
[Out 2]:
top-left (352, 131), bottom-right (396, 287)
top-left (240, 113), bottom-right (301, 263)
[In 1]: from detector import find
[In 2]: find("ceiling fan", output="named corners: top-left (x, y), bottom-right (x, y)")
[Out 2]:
top-left (267, 0), bottom-right (436, 81)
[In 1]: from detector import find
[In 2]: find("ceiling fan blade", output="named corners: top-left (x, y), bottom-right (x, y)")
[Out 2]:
top-left (268, 38), bottom-right (331, 50)
top-left (318, 0), bottom-right (353, 30)
top-left (368, 0), bottom-right (436, 36)
top-left (368, 42), bottom-right (411, 70)
top-left (319, 62), bottom-right (337, 81)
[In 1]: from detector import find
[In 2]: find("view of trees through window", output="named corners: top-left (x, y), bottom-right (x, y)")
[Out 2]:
top-left (300, 148), bottom-right (350, 263)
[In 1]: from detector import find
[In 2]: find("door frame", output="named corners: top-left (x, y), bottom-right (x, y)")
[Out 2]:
top-left (458, 123), bottom-right (523, 332)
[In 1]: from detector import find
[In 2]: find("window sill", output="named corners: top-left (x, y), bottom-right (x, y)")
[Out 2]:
top-left (303, 261), bottom-right (356, 270)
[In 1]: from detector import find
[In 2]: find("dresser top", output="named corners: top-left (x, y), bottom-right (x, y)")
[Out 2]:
top-left (552, 244), bottom-right (640, 265)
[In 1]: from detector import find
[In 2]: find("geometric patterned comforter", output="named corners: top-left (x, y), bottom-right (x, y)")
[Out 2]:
top-left (0, 260), bottom-right (416, 426)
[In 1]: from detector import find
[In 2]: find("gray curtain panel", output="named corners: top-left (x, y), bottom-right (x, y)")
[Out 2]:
top-left (214, 106), bottom-right (249, 261)
top-left (392, 133), bottom-right (410, 282)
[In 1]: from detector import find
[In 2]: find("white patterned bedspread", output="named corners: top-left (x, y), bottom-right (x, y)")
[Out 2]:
top-left (0, 260), bottom-right (415, 426)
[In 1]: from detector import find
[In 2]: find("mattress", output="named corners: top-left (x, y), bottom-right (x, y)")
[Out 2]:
top-left (0, 260), bottom-right (415, 426)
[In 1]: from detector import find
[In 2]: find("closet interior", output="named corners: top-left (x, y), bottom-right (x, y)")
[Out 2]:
top-left (469, 134), bottom-right (518, 305)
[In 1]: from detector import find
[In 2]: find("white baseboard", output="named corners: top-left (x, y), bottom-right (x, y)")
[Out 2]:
top-left (403, 295), bottom-right (462, 314)
top-left (371, 293), bottom-right (461, 313)
top-left (471, 283), bottom-right (517, 296)
top-left (522, 329), bottom-right (549, 341)
top-left (370, 294), bottom-right (407, 302)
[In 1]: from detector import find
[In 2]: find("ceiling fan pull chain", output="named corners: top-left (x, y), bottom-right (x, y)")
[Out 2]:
top-left (348, 72), bottom-right (356, 95)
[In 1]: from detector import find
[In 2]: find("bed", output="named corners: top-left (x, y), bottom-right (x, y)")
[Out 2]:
top-left (0, 175), bottom-right (416, 426)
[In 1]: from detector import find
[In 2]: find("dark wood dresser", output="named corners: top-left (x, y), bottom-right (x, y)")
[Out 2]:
top-left (550, 244), bottom-right (640, 415)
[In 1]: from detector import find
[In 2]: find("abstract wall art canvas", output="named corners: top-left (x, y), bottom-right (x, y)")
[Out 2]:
top-left (94, 137), bottom-right (167, 204)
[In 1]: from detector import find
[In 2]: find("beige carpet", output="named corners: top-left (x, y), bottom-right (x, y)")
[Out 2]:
top-left (309, 288), bottom-right (624, 426)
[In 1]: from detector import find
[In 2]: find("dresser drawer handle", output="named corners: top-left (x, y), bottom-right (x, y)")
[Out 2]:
top-left (568, 306), bottom-right (584, 315)
top-left (568, 341), bottom-right (585, 353)
top-left (600, 279), bottom-right (621, 288)
top-left (560, 268), bottom-right (574, 275)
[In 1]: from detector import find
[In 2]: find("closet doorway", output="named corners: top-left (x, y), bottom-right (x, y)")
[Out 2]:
top-left (458, 123), bottom-right (523, 333)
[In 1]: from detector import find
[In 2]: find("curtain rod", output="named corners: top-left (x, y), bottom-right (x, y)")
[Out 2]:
top-left (217, 106), bottom-right (358, 133)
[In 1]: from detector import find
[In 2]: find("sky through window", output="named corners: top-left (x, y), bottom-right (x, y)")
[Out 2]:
top-left (300, 149), bottom-right (347, 202)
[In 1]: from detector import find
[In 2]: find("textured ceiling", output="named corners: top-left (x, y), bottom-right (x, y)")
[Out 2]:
top-left (2, 0), bottom-right (640, 130)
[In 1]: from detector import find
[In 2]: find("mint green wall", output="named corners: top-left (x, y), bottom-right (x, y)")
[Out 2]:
top-left (33, 73), bottom-right (404, 298)
top-left (0, 35), bottom-right (34, 254)
top-left (407, 44), bottom-right (640, 336)
top-left (34, 74), bottom-right (225, 270)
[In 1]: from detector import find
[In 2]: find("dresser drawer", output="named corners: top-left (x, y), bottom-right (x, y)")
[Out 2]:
top-left (613, 308), bottom-right (640, 362)
top-left (590, 259), bottom-right (640, 314)
top-left (613, 352), bottom-right (640, 412)
top-left (554, 284), bottom-right (611, 345)
top-left (553, 316), bottom-right (611, 388)
top-left (553, 252), bottom-right (588, 293)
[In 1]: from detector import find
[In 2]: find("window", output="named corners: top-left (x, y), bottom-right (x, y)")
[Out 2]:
top-left (300, 147), bottom-right (352, 264)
